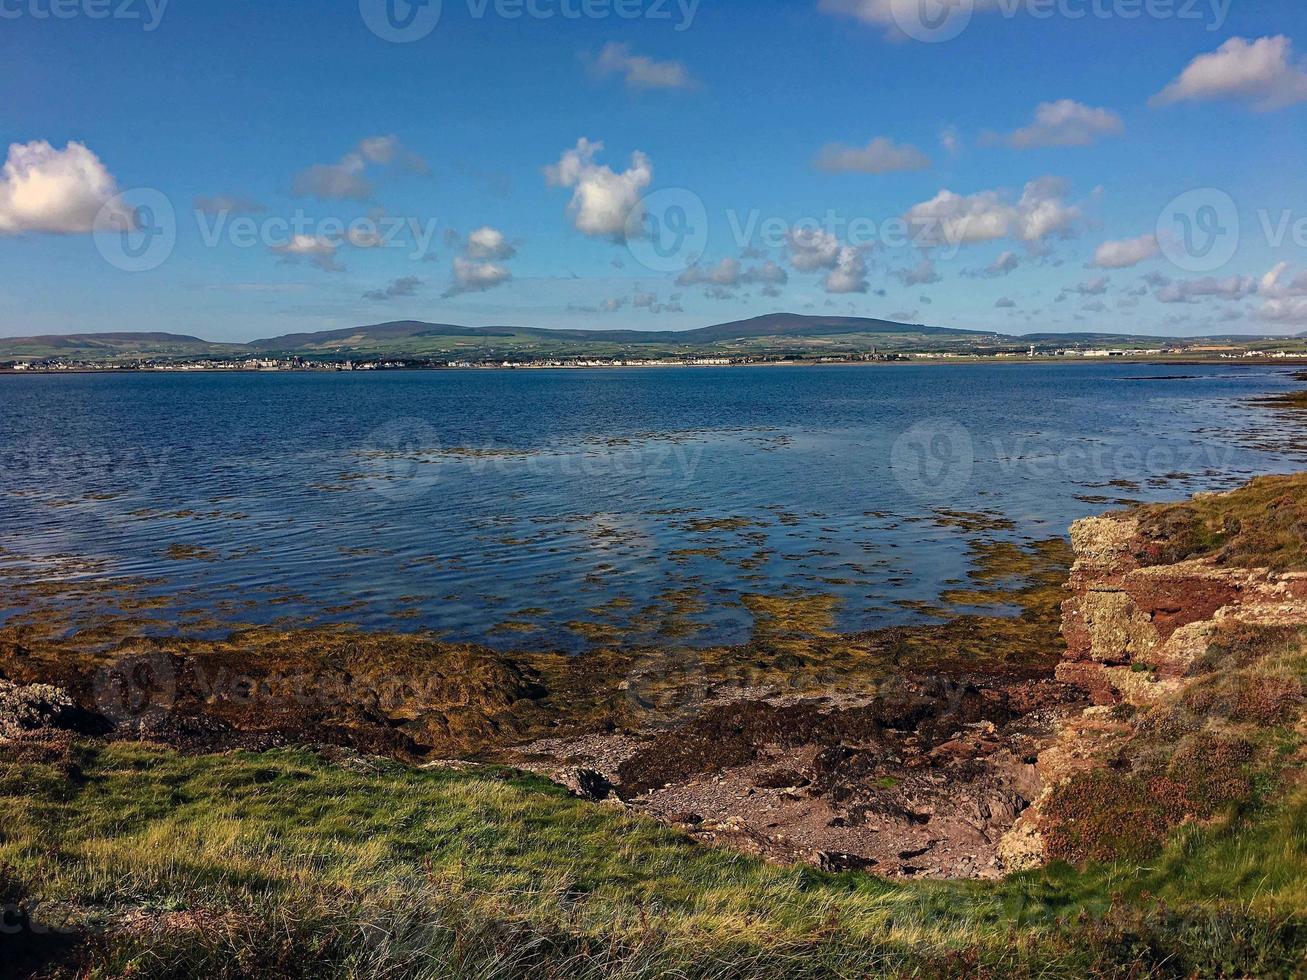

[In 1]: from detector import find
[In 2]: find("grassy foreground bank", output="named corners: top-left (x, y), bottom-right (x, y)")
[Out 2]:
top-left (4, 475), bottom-right (1307, 978)
top-left (2, 738), bottom-right (1303, 979)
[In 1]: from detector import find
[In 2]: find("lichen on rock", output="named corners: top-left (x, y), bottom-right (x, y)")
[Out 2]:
top-left (1012, 476), bottom-right (1307, 870)
top-left (0, 679), bottom-right (79, 740)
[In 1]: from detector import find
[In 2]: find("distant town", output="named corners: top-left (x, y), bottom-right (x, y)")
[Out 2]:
top-left (3, 315), bottom-right (1305, 373)
top-left (5, 344), bottom-right (1307, 374)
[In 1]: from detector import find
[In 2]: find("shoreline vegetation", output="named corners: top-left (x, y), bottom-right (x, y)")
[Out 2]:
top-left (1, 377), bottom-right (1305, 977)
top-left (1, 475), bottom-right (1304, 977)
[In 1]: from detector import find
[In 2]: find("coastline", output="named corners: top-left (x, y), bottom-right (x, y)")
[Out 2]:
top-left (2, 474), bottom-right (1304, 977)
top-left (4, 355), bottom-right (1307, 376)
top-left (1, 372), bottom-right (1304, 976)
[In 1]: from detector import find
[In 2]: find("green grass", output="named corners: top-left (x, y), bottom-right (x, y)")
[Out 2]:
top-left (2, 741), bottom-right (1303, 979)
top-left (1132, 473), bottom-right (1307, 571)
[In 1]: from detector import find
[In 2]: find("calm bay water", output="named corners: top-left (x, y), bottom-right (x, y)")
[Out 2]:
top-left (1, 363), bottom-right (1304, 650)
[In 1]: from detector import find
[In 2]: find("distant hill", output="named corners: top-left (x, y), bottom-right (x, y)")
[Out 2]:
top-left (0, 332), bottom-right (245, 358)
top-left (3, 332), bottom-right (213, 349)
top-left (668, 313), bottom-right (993, 344)
top-left (246, 314), bottom-right (992, 353)
top-left (247, 322), bottom-right (514, 352)
top-left (1, 315), bottom-right (1303, 361)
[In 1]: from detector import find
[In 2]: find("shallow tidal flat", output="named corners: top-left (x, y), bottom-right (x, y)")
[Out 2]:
top-left (2, 363), bottom-right (1307, 659)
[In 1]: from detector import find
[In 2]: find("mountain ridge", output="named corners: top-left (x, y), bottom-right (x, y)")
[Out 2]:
top-left (0, 314), bottom-right (1302, 359)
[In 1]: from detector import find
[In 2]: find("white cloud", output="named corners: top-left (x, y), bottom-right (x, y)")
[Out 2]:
top-left (814, 137), bottom-right (930, 174)
top-left (904, 177), bottom-right (1079, 247)
top-left (783, 227), bottom-right (869, 293)
top-left (587, 287), bottom-right (685, 315)
top-left (1155, 274), bottom-right (1258, 304)
top-left (355, 135), bottom-right (427, 171)
top-left (629, 288), bottom-right (683, 314)
top-left (966, 250), bottom-right (1020, 278)
top-left (1256, 263), bottom-right (1307, 322)
top-left (677, 256), bottom-right (789, 292)
top-left (825, 246), bottom-right (870, 294)
top-left (292, 135), bottom-right (428, 201)
top-left (908, 189), bottom-right (1012, 245)
top-left (743, 260), bottom-right (789, 286)
top-left (894, 255), bottom-right (941, 286)
top-left (989, 251), bottom-right (1020, 275)
top-left (1017, 176), bottom-right (1080, 241)
top-left (1007, 100), bottom-right (1124, 149)
top-left (1260, 261), bottom-right (1307, 298)
top-left (0, 140), bottom-right (127, 235)
top-left (1258, 297), bottom-right (1307, 324)
top-left (1153, 36), bottom-right (1307, 112)
top-left (445, 257), bottom-right (512, 297)
top-left (787, 227), bottom-right (844, 271)
top-left (677, 257), bottom-right (741, 287)
top-left (995, 296), bottom-right (1016, 308)
top-left (465, 225), bottom-right (517, 260)
top-left (988, 250), bottom-right (1019, 274)
top-left (443, 225), bottom-right (518, 296)
top-left (1064, 276), bottom-right (1110, 297)
top-left (1092, 234), bottom-right (1159, 269)
top-left (593, 43), bottom-right (696, 90)
top-left (363, 276), bottom-right (424, 301)
top-left (271, 235), bottom-right (343, 272)
top-left (545, 138), bottom-right (653, 242)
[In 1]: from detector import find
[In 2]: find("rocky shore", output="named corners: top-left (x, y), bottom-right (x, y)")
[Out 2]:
top-left (2, 476), bottom-right (1304, 887)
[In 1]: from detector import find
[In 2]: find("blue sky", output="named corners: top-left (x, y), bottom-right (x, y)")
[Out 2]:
top-left (2, 0), bottom-right (1306, 341)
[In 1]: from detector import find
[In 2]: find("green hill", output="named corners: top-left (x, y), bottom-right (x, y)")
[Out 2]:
top-left (1, 315), bottom-right (1303, 363)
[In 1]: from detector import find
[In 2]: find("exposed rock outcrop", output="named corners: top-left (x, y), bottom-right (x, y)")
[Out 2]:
top-left (1003, 480), bottom-right (1307, 871)
top-left (1057, 511), bottom-right (1307, 707)
top-left (0, 679), bottom-right (85, 740)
